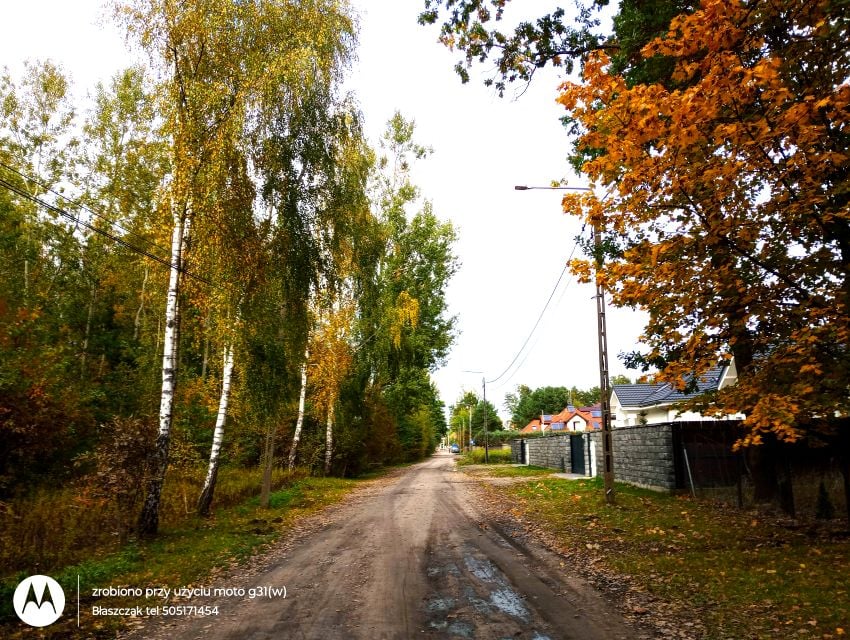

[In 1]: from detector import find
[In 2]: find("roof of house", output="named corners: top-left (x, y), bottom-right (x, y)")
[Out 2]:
top-left (613, 365), bottom-right (727, 408)
top-left (550, 407), bottom-right (571, 423)
top-left (546, 404), bottom-right (603, 431)
top-left (520, 419), bottom-right (542, 433)
top-left (572, 410), bottom-right (601, 430)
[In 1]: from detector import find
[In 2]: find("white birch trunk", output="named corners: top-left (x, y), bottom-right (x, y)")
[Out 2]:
top-left (138, 213), bottom-right (186, 536)
top-left (197, 343), bottom-right (235, 516)
top-left (287, 346), bottom-right (310, 470)
top-left (324, 401), bottom-right (334, 476)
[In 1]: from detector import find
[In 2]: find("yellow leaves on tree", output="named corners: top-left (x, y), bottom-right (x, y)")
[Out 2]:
top-left (309, 303), bottom-right (355, 413)
top-left (558, 0), bottom-right (850, 442)
top-left (389, 290), bottom-right (420, 349)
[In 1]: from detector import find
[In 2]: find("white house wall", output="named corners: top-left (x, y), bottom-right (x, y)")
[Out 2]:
top-left (614, 405), bottom-right (740, 426)
top-left (719, 359), bottom-right (738, 389)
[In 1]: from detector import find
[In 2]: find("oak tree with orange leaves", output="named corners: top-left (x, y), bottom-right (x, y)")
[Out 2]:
top-left (560, 0), bottom-right (850, 456)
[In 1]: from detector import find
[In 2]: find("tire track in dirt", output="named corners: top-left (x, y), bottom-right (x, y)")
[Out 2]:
top-left (120, 453), bottom-right (639, 639)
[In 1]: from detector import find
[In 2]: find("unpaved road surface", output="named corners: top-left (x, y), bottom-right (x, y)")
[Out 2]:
top-left (124, 452), bottom-right (637, 639)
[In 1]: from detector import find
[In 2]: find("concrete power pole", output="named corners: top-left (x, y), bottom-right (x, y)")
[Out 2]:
top-left (514, 184), bottom-right (615, 503)
top-left (483, 377), bottom-right (489, 463)
top-left (594, 222), bottom-right (616, 505)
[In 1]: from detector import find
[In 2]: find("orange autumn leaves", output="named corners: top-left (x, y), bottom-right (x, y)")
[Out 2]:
top-left (558, 0), bottom-right (850, 442)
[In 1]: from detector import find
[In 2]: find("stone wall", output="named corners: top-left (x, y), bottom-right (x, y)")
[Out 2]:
top-left (590, 423), bottom-right (676, 491)
top-left (526, 435), bottom-right (570, 471)
top-left (510, 434), bottom-right (592, 475)
top-left (511, 424), bottom-right (678, 491)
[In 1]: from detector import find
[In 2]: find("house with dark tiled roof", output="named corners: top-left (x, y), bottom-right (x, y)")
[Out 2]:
top-left (611, 361), bottom-right (742, 427)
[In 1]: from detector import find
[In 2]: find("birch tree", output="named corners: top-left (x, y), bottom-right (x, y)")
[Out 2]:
top-left (197, 342), bottom-right (234, 516)
top-left (191, 147), bottom-right (260, 516)
top-left (287, 345), bottom-right (310, 471)
top-left (117, 0), bottom-right (357, 535)
top-left (310, 300), bottom-right (355, 476)
top-left (348, 114), bottom-right (457, 462)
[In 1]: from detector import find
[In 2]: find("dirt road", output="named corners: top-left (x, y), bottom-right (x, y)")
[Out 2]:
top-left (125, 452), bottom-right (637, 640)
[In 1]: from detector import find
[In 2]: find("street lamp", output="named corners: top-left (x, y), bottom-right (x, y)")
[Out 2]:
top-left (514, 185), bottom-right (591, 192)
top-left (514, 183), bottom-right (615, 504)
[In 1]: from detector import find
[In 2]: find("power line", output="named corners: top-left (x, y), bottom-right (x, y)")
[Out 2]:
top-left (0, 160), bottom-right (174, 262)
top-left (0, 177), bottom-right (220, 290)
top-left (490, 271), bottom-right (575, 391)
top-left (485, 238), bottom-right (581, 385)
top-left (485, 263), bottom-right (566, 385)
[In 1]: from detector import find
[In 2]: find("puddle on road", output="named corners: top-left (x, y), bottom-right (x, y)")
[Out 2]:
top-left (463, 556), bottom-right (502, 584)
top-left (489, 588), bottom-right (529, 622)
top-left (428, 619), bottom-right (474, 638)
top-left (462, 555), bottom-right (529, 622)
top-left (462, 586), bottom-right (491, 616)
top-left (428, 563), bottom-right (461, 578)
top-left (426, 597), bottom-right (456, 612)
top-left (447, 621), bottom-right (474, 637)
top-left (426, 548), bottom-right (539, 636)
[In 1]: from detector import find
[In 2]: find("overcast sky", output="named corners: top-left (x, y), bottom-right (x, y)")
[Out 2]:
top-left (0, 0), bottom-right (646, 421)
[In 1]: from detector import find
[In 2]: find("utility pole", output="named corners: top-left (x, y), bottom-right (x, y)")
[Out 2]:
top-left (515, 184), bottom-right (615, 503)
top-left (594, 222), bottom-right (616, 504)
top-left (467, 403), bottom-right (473, 453)
top-left (462, 370), bottom-right (485, 456)
top-left (483, 377), bottom-right (489, 463)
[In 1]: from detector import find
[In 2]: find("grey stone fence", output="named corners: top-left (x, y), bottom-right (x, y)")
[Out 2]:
top-left (590, 423), bottom-right (676, 490)
top-left (510, 433), bottom-right (592, 477)
top-left (510, 422), bottom-right (744, 492)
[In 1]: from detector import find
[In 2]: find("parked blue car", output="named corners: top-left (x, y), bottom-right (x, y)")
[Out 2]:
top-left (450, 444), bottom-right (460, 454)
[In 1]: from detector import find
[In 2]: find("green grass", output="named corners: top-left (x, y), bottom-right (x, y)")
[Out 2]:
top-left (456, 447), bottom-right (513, 465)
top-left (0, 475), bottom-right (371, 639)
top-left (477, 465), bottom-right (557, 478)
top-left (490, 476), bottom-right (850, 639)
top-left (0, 466), bottom-right (306, 576)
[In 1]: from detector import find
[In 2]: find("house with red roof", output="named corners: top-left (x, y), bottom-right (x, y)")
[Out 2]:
top-left (519, 405), bottom-right (602, 434)
top-left (551, 405), bottom-right (602, 431)
top-left (519, 415), bottom-right (551, 434)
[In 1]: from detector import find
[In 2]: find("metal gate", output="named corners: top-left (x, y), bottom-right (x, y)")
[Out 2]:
top-left (570, 434), bottom-right (585, 474)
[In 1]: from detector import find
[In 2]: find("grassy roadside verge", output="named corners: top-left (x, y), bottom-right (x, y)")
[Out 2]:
top-left (466, 469), bottom-right (850, 639)
top-left (455, 447), bottom-right (513, 465)
top-left (460, 463), bottom-right (557, 477)
top-left (1, 473), bottom-right (379, 639)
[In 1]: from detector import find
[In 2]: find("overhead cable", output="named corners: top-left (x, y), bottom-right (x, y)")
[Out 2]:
top-left (485, 238), bottom-right (581, 385)
top-left (0, 160), bottom-right (174, 262)
top-left (0, 176), bottom-right (219, 289)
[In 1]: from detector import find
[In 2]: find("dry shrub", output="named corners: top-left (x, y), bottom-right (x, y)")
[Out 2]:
top-left (0, 416), bottom-right (156, 574)
top-left (88, 416), bottom-right (157, 526)
top-left (0, 411), bottom-right (304, 577)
